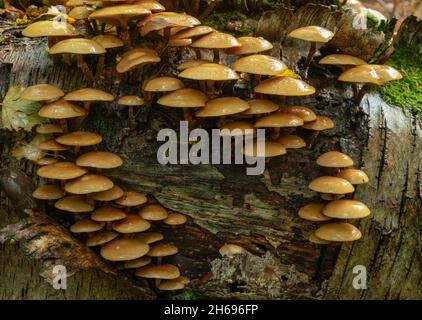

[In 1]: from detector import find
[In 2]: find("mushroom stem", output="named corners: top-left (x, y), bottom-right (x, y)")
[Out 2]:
top-left (213, 48), bottom-right (220, 63)
top-left (74, 146), bottom-right (81, 154)
top-left (357, 83), bottom-right (373, 103)
top-left (183, 108), bottom-right (192, 123)
top-left (128, 106), bottom-right (135, 124)
top-left (206, 80), bottom-right (215, 96)
top-left (254, 74), bottom-right (262, 87)
top-left (120, 19), bottom-right (131, 48)
top-left (76, 54), bottom-right (95, 81)
top-left (279, 96), bottom-right (285, 110)
top-left (96, 54), bottom-right (105, 80)
top-left (271, 127), bottom-right (281, 140)
top-left (199, 81), bottom-right (207, 93)
top-left (106, 222), bottom-right (112, 231)
top-left (351, 83), bottom-right (359, 100)
top-left (194, 48), bottom-right (202, 60)
top-left (307, 131), bottom-right (320, 149)
top-left (59, 119), bottom-right (68, 133)
top-left (302, 41), bottom-right (317, 77)
top-left (217, 116), bottom-right (226, 128)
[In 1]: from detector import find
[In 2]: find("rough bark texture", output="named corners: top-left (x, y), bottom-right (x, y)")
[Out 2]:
top-left (0, 4), bottom-right (421, 299)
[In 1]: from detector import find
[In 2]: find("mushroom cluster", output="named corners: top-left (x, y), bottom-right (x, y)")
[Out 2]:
top-left (27, 82), bottom-right (189, 292)
top-left (298, 151), bottom-right (371, 244)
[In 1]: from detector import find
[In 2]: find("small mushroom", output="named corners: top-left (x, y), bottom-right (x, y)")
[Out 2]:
top-left (219, 243), bottom-right (247, 256)
top-left (37, 162), bottom-right (87, 180)
top-left (91, 205), bottom-right (127, 222)
top-left (136, 232), bottom-right (164, 244)
top-left (255, 112), bottom-right (303, 140)
top-left (302, 115), bottom-right (335, 147)
top-left (38, 99), bottom-right (87, 132)
top-left (38, 140), bottom-right (71, 153)
top-left (123, 256), bottom-right (152, 269)
top-left (115, 191), bottom-right (148, 207)
top-left (191, 32), bottom-right (241, 62)
top-left (118, 95), bottom-right (145, 125)
top-left (36, 124), bottom-right (64, 135)
top-left (101, 238), bottom-right (150, 261)
top-left (86, 230), bottom-right (119, 247)
top-left (76, 151), bottom-right (123, 170)
top-left (298, 203), bottom-right (332, 221)
top-left (112, 214), bottom-right (151, 233)
top-left (64, 174), bottom-right (114, 194)
top-left (177, 59), bottom-right (208, 71)
top-left (163, 213), bottom-right (187, 225)
top-left (309, 176), bottom-right (355, 195)
top-left (316, 151), bottom-right (354, 171)
top-left (92, 185), bottom-right (125, 202)
top-left (135, 264), bottom-right (180, 280)
top-left (196, 97), bottom-right (250, 127)
top-left (35, 157), bottom-right (59, 165)
top-left (92, 35), bottom-right (125, 77)
top-left (282, 106), bottom-right (316, 123)
top-left (143, 76), bottom-right (184, 101)
top-left (225, 36), bottom-right (273, 55)
top-left (21, 84), bottom-right (65, 102)
top-left (147, 243), bottom-right (179, 264)
top-left (337, 168), bottom-right (369, 185)
top-left (278, 134), bottom-right (306, 149)
top-left (157, 276), bottom-right (189, 291)
top-left (139, 204), bottom-right (168, 221)
top-left (242, 140), bottom-right (286, 163)
top-left (32, 184), bottom-right (65, 201)
top-left (116, 54), bottom-right (161, 75)
top-left (22, 20), bottom-right (79, 48)
top-left (322, 199), bottom-right (370, 219)
top-left (315, 222), bottom-right (362, 242)
top-left (55, 195), bottom-right (94, 213)
top-left (64, 88), bottom-right (114, 114)
top-left (70, 219), bottom-right (105, 233)
top-left (56, 131), bottom-right (103, 153)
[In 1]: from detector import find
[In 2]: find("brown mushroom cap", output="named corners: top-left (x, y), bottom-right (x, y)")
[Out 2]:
top-left (66, 0), bottom-right (103, 6)
top-left (116, 54), bottom-right (161, 73)
top-left (283, 106), bottom-right (316, 122)
top-left (35, 157), bottom-right (59, 165)
top-left (255, 112), bottom-right (303, 128)
top-left (196, 97), bottom-right (249, 117)
top-left (92, 185), bottom-right (125, 201)
top-left (38, 140), bottom-right (71, 152)
top-left (119, 47), bottom-right (158, 61)
top-left (147, 243), bottom-right (178, 257)
top-left (255, 77), bottom-right (316, 96)
top-left (86, 230), bottom-right (119, 247)
top-left (191, 32), bottom-right (241, 49)
top-left (220, 121), bottom-right (254, 137)
top-left (288, 26), bottom-right (334, 43)
top-left (69, 5), bottom-right (95, 20)
top-left (123, 256), bottom-right (152, 269)
top-left (157, 276), bottom-right (189, 291)
top-left (112, 214), bottom-right (151, 233)
top-left (118, 95), bottom-right (145, 106)
top-left (164, 212), bottom-right (187, 225)
top-left (55, 195), bottom-right (94, 213)
top-left (278, 134), bottom-right (306, 149)
top-left (139, 204), bottom-right (168, 221)
top-left (89, 4), bottom-right (152, 23)
top-left (319, 54), bottom-right (367, 66)
top-left (219, 244), bottom-right (247, 256)
top-left (298, 203), bottom-right (332, 221)
top-left (135, 264), bottom-right (180, 279)
top-left (232, 55), bottom-right (287, 76)
top-left (338, 64), bottom-right (403, 85)
top-left (177, 59), bottom-right (209, 71)
top-left (36, 124), bottom-right (64, 134)
top-left (140, 12), bottom-right (200, 36)
top-left (70, 219), bottom-right (105, 233)
top-left (376, 65), bottom-right (403, 82)
top-left (157, 88), bottom-right (208, 108)
top-left (56, 131), bottom-right (102, 147)
top-left (22, 21), bottom-right (78, 37)
top-left (322, 200), bottom-right (370, 219)
top-left (309, 176), bottom-right (355, 194)
top-left (315, 223), bottom-right (362, 242)
top-left (91, 205), bottom-right (127, 222)
top-left (317, 151), bottom-right (354, 168)
top-left (37, 162), bottom-right (87, 180)
top-left (64, 88), bottom-right (114, 102)
top-left (242, 141), bottom-right (286, 158)
top-left (179, 63), bottom-right (239, 81)
top-left (171, 25), bottom-right (214, 40)
top-left (136, 232), bottom-right (164, 244)
top-left (308, 232), bottom-right (332, 244)
top-left (64, 174), bottom-right (114, 194)
top-left (38, 99), bottom-right (87, 119)
top-left (337, 168), bottom-right (369, 185)
top-left (92, 35), bottom-right (124, 49)
top-left (32, 184), bottom-right (65, 200)
top-left (76, 151), bottom-right (123, 169)
top-left (143, 77), bottom-right (184, 92)
top-left (302, 116), bottom-right (334, 131)
top-left (168, 38), bottom-right (192, 47)
top-left (115, 191), bottom-right (147, 207)
top-left (101, 238), bottom-right (150, 261)
top-left (21, 84), bottom-right (65, 101)
top-left (49, 38), bottom-right (106, 55)
top-left (225, 36), bottom-right (273, 55)
top-left (133, 0), bottom-right (165, 12)
top-left (243, 99), bottom-right (279, 115)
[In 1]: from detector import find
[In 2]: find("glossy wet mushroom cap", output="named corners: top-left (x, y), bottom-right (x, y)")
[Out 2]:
top-left (22, 21), bottom-right (79, 37)
top-left (101, 238), bottom-right (150, 261)
top-left (118, 95), bottom-right (145, 106)
top-left (115, 191), bottom-right (147, 207)
top-left (139, 204), bottom-right (168, 221)
top-left (140, 12), bottom-right (200, 36)
top-left (242, 141), bottom-right (286, 158)
top-left (196, 97), bottom-right (249, 117)
top-left (32, 184), bottom-right (65, 200)
top-left (338, 64), bottom-right (403, 85)
top-left (36, 124), bottom-right (64, 134)
top-left (112, 214), bottom-right (151, 233)
top-left (255, 77), bottom-right (316, 96)
top-left (225, 36), bottom-right (273, 55)
top-left (179, 63), bottom-right (239, 81)
top-left (35, 157), bottom-right (59, 165)
top-left (157, 88), bottom-right (208, 108)
top-left (86, 230), bottom-right (119, 247)
top-left (135, 264), bottom-right (180, 279)
top-left (243, 99), bottom-right (279, 115)
top-left (315, 222), bottom-right (362, 242)
top-left (255, 112), bottom-right (304, 128)
top-left (91, 205), bottom-right (127, 222)
top-left (219, 244), bottom-right (247, 256)
top-left (337, 168), bottom-right (369, 185)
top-left (171, 25), bottom-right (214, 40)
top-left (55, 195), bottom-right (94, 213)
top-left (191, 32), bottom-right (241, 49)
top-left (317, 151), bottom-right (354, 168)
top-left (309, 176), bottom-right (355, 194)
top-left (69, 6), bottom-right (95, 20)
top-left (38, 99), bottom-right (87, 119)
top-left (278, 135), bottom-right (306, 149)
top-left (283, 106), bottom-right (316, 122)
top-left (88, 4), bottom-right (152, 24)
top-left (49, 38), bottom-right (106, 55)
top-left (322, 200), bottom-right (370, 219)
top-left (308, 232), bottom-right (331, 244)
top-left (232, 55), bottom-right (287, 76)
top-left (288, 26), bottom-right (334, 43)
top-left (298, 203), bottom-right (332, 221)
top-left (76, 151), bottom-right (123, 169)
top-left (319, 54), bottom-right (367, 66)
top-left (21, 84), bottom-right (65, 101)
top-left (136, 232), bottom-right (164, 244)
top-left (118, 47), bottom-right (158, 61)
top-left (302, 116), bottom-right (334, 131)
top-left (92, 185), bottom-right (125, 201)
top-left (64, 174), bottom-right (114, 194)
top-left (133, 0), bottom-right (166, 12)
top-left (168, 38), bottom-right (192, 47)
top-left (116, 54), bottom-right (161, 73)
top-left (38, 140), bottom-right (71, 152)
top-left (37, 162), bottom-right (87, 180)
top-left (220, 121), bottom-right (254, 137)
top-left (147, 243), bottom-right (178, 257)
top-left (64, 88), bottom-right (114, 102)
top-left (143, 77), bottom-right (184, 92)
top-left (123, 256), bottom-right (152, 269)
top-left (70, 219), bottom-right (105, 233)
top-left (92, 35), bottom-right (124, 49)
top-left (163, 212), bottom-right (187, 225)
top-left (157, 276), bottom-right (189, 291)
top-left (56, 131), bottom-right (103, 147)
top-left (177, 59), bottom-right (209, 71)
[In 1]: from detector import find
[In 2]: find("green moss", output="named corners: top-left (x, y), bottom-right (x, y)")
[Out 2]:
top-left (202, 11), bottom-right (255, 35)
top-left (173, 289), bottom-right (207, 300)
top-left (376, 46), bottom-right (422, 114)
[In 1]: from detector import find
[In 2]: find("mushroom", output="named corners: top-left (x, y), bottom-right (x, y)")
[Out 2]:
top-left (55, 130), bottom-right (103, 153)
top-left (38, 139), bottom-right (71, 153)
top-left (309, 176), bottom-right (355, 195)
top-left (322, 200), bottom-right (370, 219)
top-left (115, 191), bottom-right (148, 208)
top-left (191, 32), bottom-right (241, 62)
top-left (37, 162), bottom-right (87, 180)
top-left (63, 174), bottom-right (114, 194)
top-left (319, 54), bottom-right (366, 71)
top-left (278, 134), bottom-right (306, 149)
top-left (147, 243), bottom-right (179, 265)
top-left (157, 88), bottom-right (208, 125)
top-left (92, 205), bottom-right (127, 231)
top-left (32, 184), bottom-right (65, 201)
top-left (89, 5), bottom-right (152, 47)
top-left (225, 36), bottom-right (273, 56)
top-left (68, 5), bottom-right (96, 33)
top-left (22, 20), bottom-right (79, 48)
top-left (117, 47), bottom-right (158, 62)
top-left (254, 112), bottom-right (303, 140)
top-left (219, 244), bottom-right (247, 256)
top-left (92, 35), bottom-right (125, 77)
top-left (242, 140), bottom-right (286, 164)
top-left (38, 99), bottom-right (87, 132)
top-left (157, 276), bottom-right (189, 291)
top-left (136, 232), bottom-right (164, 244)
top-left (163, 212), bottom-right (187, 225)
top-left (101, 238), bottom-right (150, 261)
top-left (133, 0), bottom-right (166, 12)
top-left (179, 63), bottom-right (239, 96)
top-left (298, 203), bottom-right (332, 221)
top-left (170, 26), bottom-right (214, 57)
top-left (135, 264), bottom-right (180, 280)
top-left (242, 99), bottom-right (279, 119)
top-left (49, 39), bottom-right (106, 81)
top-left (196, 97), bottom-right (250, 127)
top-left (220, 121), bottom-right (254, 137)
top-left (112, 214), bottom-right (151, 233)
top-left (308, 232), bottom-right (331, 244)
top-left (116, 54), bottom-right (161, 76)
top-left (92, 185), bottom-right (125, 202)
top-left (36, 124), bottom-right (64, 135)
top-left (316, 151), bottom-right (354, 172)
top-left (21, 84), bottom-right (65, 102)
top-left (143, 76), bottom-right (184, 101)
top-left (55, 195), bottom-right (94, 213)
top-left (123, 256), bottom-right (152, 269)
top-left (337, 168), bottom-right (369, 185)
top-left (86, 230), bottom-right (119, 247)
top-left (177, 59), bottom-right (209, 71)
top-left (302, 115), bottom-right (335, 147)
top-left (70, 219), bottom-right (105, 233)
top-left (287, 26), bottom-right (334, 76)
top-left (282, 106), bottom-right (316, 123)
top-left (76, 151), bottom-right (123, 171)
top-left (315, 222), bottom-right (362, 242)
top-left (35, 157), bottom-right (59, 166)
top-left (139, 204), bottom-right (169, 221)
top-left (118, 95), bottom-right (145, 125)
